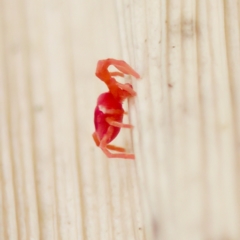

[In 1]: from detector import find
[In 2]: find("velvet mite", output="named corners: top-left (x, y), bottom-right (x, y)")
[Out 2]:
top-left (92, 59), bottom-right (140, 159)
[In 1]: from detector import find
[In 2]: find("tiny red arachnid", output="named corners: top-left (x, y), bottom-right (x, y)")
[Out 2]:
top-left (92, 58), bottom-right (140, 160)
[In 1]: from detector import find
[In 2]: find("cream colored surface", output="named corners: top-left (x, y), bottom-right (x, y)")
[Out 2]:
top-left (0, 0), bottom-right (143, 239)
top-left (116, 0), bottom-right (240, 239)
top-left (1, 0), bottom-right (240, 240)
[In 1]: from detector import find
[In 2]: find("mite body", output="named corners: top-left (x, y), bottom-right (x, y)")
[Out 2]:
top-left (94, 92), bottom-right (123, 142)
top-left (92, 59), bottom-right (140, 159)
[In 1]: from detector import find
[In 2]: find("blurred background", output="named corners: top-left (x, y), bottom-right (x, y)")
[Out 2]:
top-left (1, 0), bottom-right (240, 240)
top-left (0, 0), bottom-right (144, 239)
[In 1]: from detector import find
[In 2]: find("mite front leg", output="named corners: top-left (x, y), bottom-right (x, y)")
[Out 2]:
top-left (95, 58), bottom-right (140, 83)
top-left (106, 59), bottom-right (140, 79)
top-left (109, 72), bottom-right (124, 77)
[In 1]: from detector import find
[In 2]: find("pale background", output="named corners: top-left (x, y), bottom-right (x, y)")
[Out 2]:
top-left (0, 0), bottom-right (144, 239)
top-left (1, 0), bottom-right (240, 240)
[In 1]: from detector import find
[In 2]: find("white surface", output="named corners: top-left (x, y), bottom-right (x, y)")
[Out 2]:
top-left (1, 0), bottom-right (240, 239)
top-left (116, 0), bottom-right (240, 239)
top-left (0, 0), bottom-right (144, 239)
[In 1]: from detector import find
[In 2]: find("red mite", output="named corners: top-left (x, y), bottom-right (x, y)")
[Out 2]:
top-left (92, 59), bottom-right (140, 159)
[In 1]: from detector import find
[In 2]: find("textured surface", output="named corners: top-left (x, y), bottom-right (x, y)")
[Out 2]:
top-left (1, 0), bottom-right (240, 239)
top-left (116, 0), bottom-right (240, 239)
top-left (0, 0), bottom-right (144, 239)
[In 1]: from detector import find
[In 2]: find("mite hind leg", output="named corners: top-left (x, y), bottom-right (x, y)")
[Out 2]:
top-left (98, 127), bottom-right (135, 160)
top-left (92, 131), bottom-right (126, 153)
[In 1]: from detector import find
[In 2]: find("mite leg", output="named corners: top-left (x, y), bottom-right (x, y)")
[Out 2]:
top-left (109, 72), bottom-right (124, 77)
top-left (115, 82), bottom-right (137, 96)
top-left (92, 131), bottom-right (100, 146)
top-left (92, 131), bottom-right (126, 153)
top-left (105, 144), bottom-right (126, 152)
top-left (105, 109), bottom-right (128, 115)
top-left (99, 127), bottom-right (135, 160)
top-left (106, 59), bottom-right (140, 79)
top-left (95, 59), bottom-right (140, 82)
top-left (106, 117), bottom-right (133, 128)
